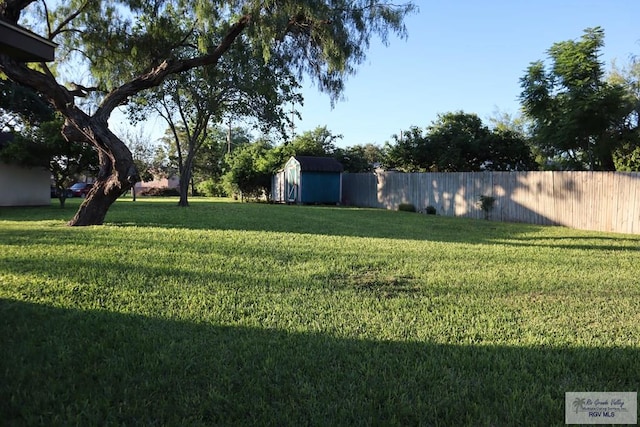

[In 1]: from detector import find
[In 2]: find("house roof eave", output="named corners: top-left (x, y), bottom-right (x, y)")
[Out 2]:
top-left (0, 20), bottom-right (57, 62)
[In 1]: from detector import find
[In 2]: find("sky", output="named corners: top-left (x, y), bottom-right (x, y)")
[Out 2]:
top-left (115, 0), bottom-right (640, 149)
top-left (291, 0), bottom-right (640, 148)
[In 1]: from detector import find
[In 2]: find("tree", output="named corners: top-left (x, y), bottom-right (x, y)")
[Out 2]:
top-left (117, 126), bottom-right (156, 201)
top-left (0, 0), bottom-right (416, 225)
top-left (0, 79), bottom-right (53, 130)
top-left (140, 32), bottom-right (301, 207)
top-left (118, 128), bottom-right (154, 183)
top-left (610, 56), bottom-right (640, 171)
top-left (290, 126), bottom-right (341, 157)
top-left (194, 125), bottom-right (252, 197)
top-left (519, 27), bottom-right (633, 171)
top-left (222, 139), bottom-right (274, 200)
top-left (384, 112), bottom-right (535, 172)
top-left (269, 125), bottom-right (341, 164)
top-left (334, 144), bottom-right (382, 172)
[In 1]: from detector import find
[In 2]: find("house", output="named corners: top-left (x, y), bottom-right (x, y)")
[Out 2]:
top-left (0, 20), bottom-right (56, 62)
top-left (0, 133), bottom-right (51, 207)
top-left (0, 162), bottom-right (50, 207)
top-left (134, 176), bottom-right (180, 193)
top-left (272, 156), bottom-right (344, 204)
top-left (0, 21), bottom-right (56, 207)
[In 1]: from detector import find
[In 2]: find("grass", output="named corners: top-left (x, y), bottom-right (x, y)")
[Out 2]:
top-left (1, 197), bottom-right (639, 426)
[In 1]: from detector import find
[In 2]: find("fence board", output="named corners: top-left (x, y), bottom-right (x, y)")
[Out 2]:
top-left (342, 171), bottom-right (640, 234)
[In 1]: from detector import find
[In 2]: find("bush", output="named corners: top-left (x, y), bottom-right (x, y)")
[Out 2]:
top-left (196, 179), bottom-right (227, 197)
top-left (398, 203), bottom-right (416, 212)
top-left (478, 195), bottom-right (496, 220)
top-left (425, 205), bottom-right (437, 215)
top-left (138, 187), bottom-right (180, 197)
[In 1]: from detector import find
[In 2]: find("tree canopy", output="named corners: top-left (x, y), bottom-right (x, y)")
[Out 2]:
top-left (384, 112), bottom-right (536, 172)
top-left (0, 0), bottom-right (416, 225)
top-left (609, 56), bottom-right (640, 171)
top-left (519, 27), bottom-right (634, 171)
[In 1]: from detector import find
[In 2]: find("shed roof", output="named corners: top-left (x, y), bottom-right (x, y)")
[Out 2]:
top-left (294, 156), bottom-right (344, 173)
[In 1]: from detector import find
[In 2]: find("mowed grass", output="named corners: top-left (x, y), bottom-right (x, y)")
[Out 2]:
top-left (1, 197), bottom-right (639, 426)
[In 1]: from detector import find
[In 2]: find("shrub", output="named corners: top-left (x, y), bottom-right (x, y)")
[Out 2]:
top-left (138, 187), bottom-right (180, 197)
top-left (196, 179), bottom-right (227, 197)
top-left (425, 205), bottom-right (437, 215)
top-left (398, 203), bottom-right (416, 212)
top-left (478, 195), bottom-right (496, 220)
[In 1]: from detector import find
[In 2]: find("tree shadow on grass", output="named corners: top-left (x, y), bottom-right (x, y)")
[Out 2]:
top-left (107, 200), bottom-right (640, 249)
top-left (1, 298), bottom-right (638, 426)
top-left (2, 200), bottom-right (639, 250)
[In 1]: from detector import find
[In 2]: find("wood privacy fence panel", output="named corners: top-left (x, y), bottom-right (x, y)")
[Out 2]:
top-left (342, 171), bottom-right (640, 234)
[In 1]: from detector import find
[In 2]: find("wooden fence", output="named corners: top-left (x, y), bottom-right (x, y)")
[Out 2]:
top-left (342, 171), bottom-right (640, 235)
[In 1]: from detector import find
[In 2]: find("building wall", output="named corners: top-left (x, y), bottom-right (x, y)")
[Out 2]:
top-left (301, 172), bottom-right (342, 204)
top-left (272, 171), bottom-right (286, 203)
top-left (0, 162), bottom-right (50, 206)
top-left (134, 176), bottom-right (179, 191)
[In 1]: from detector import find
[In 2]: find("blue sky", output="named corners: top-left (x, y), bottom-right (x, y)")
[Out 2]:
top-left (293, 0), bottom-right (640, 148)
top-left (116, 1), bottom-right (640, 148)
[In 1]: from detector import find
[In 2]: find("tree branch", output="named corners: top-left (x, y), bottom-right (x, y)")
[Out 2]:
top-left (41, 0), bottom-right (51, 37)
top-left (68, 82), bottom-right (101, 98)
top-left (48, 0), bottom-right (90, 40)
top-left (95, 14), bottom-right (251, 121)
top-left (0, 55), bottom-right (74, 112)
top-left (0, 0), bottom-right (36, 22)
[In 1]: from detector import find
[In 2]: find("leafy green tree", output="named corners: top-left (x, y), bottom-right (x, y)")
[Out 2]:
top-left (384, 112), bottom-right (535, 172)
top-left (117, 126), bottom-right (157, 200)
top-left (0, 0), bottom-right (416, 225)
top-left (134, 30), bottom-right (301, 207)
top-left (334, 144), bottom-right (382, 172)
top-left (289, 126), bottom-right (341, 157)
top-left (194, 126), bottom-right (252, 197)
top-left (118, 127), bottom-right (156, 182)
top-left (222, 139), bottom-right (274, 200)
top-left (610, 56), bottom-right (640, 171)
top-left (268, 125), bottom-right (342, 167)
top-left (520, 27), bottom-right (633, 170)
top-left (0, 79), bottom-right (53, 130)
top-left (485, 128), bottom-right (538, 171)
top-left (383, 126), bottom-right (424, 171)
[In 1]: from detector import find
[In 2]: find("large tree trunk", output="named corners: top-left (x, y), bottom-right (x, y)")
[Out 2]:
top-left (68, 182), bottom-right (123, 225)
top-left (63, 120), bottom-right (138, 225)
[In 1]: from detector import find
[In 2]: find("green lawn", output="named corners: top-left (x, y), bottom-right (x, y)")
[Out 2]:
top-left (1, 197), bottom-right (639, 426)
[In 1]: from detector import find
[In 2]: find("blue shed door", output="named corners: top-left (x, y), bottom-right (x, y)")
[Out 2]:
top-left (286, 161), bottom-right (299, 202)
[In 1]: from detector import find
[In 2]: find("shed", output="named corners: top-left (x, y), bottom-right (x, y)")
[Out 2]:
top-left (273, 156), bottom-right (343, 204)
